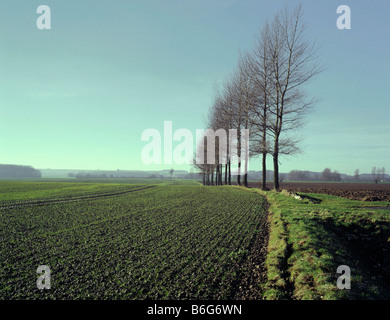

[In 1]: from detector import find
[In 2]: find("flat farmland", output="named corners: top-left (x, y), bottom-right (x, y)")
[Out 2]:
top-left (2, 179), bottom-right (389, 301)
top-left (0, 181), bottom-right (268, 299)
top-left (248, 182), bottom-right (390, 201)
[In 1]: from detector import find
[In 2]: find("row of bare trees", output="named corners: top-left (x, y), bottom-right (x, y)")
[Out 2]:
top-left (194, 4), bottom-right (323, 190)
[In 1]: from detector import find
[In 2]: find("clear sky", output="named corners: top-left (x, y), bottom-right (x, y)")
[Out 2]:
top-left (0, 0), bottom-right (389, 175)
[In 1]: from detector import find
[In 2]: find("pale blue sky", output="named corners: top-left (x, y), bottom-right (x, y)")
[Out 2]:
top-left (0, 0), bottom-right (389, 175)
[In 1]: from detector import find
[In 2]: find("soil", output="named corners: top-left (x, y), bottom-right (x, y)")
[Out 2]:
top-left (248, 182), bottom-right (390, 201)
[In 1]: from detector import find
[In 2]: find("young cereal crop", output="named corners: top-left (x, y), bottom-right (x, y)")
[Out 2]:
top-left (0, 182), bottom-right (268, 299)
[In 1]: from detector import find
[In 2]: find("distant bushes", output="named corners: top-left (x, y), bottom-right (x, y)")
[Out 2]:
top-left (288, 170), bottom-right (314, 181)
top-left (69, 172), bottom-right (160, 179)
top-left (287, 169), bottom-right (342, 182)
top-left (321, 168), bottom-right (341, 181)
top-left (0, 164), bottom-right (41, 178)
top-left (68, 171), bottom-right (201, 179)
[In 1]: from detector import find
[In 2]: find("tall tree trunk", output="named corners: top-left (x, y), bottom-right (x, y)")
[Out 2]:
top-left (273, 143), bottom-right (279, 191)
top-left (243, 148), bottom-right (248, 187)
top-left (228, 160), bottom-right (231, 185)
top-left (225, 163), bottom-right (228, 185)
top-left (262, 152), bottom-right (267, 190)
top-left (262, 99), bottom-right (267, 190)
top-left (211, 170), bottom-right (214, 186)
top-left (237, 125), bottom-right (241, 186)
top-left (243, 147), bottom-right (248, 187)
top-left (243, 122), bottom-right (249, 188)
top-left (273, 156), bottom-right (279, 190)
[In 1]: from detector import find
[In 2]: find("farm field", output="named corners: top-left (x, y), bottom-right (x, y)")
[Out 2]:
top-left (0, 180), bottom-right (268, 299)
top-left (1, 179), bottom-right (390, 300)
top-left (248, 182), bottom-right (390, 201)
top-left (0, 182), bottom-right (154, 207)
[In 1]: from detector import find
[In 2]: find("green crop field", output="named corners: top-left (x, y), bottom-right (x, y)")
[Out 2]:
top-left (0, 180), bottom-right (268, 299)
top-left (2, 179), bottom-right (389, 301)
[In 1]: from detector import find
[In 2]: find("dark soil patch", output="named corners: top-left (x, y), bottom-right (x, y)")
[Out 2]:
top-left (247, 182), bottom-right (390, 202)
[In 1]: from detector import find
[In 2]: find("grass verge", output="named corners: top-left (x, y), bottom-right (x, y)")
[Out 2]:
top-left (250, 188), bottom-right (390, 300)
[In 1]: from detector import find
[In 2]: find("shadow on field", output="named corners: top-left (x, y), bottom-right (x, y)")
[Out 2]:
top-left (297, 194), bottom-right (323, 204)
top-left (317, 218), bottom-right (390, 299)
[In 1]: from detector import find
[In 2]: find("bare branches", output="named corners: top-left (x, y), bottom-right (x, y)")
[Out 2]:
top-left (195, 4), bottom-right (322, 190)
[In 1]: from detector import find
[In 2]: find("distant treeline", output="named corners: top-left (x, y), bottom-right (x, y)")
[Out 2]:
top-left (69, 172), bottom-right (137, 179)
top-left (68, 171), bottom-right (201, 179)
top-left (286, 168), bottom-right (388, 182)
top-left (62, 168), bottom-right (388, 182)
top-left (0, 164), bottom-right (41, 178)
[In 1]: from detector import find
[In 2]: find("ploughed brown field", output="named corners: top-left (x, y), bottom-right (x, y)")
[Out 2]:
top-left (248, 182), bottom-right (390, 201)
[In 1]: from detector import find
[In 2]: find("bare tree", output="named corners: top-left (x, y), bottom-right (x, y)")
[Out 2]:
top-left (263, 4), bottom-right (323, 190)
top-left (373, 167), bottom-right (386, 183)
top-left (194, 136), bottom-right (215, 186)
top-left (213, 80), bottom-right (237, 185)
top-left (371, 166), bottom-right (378, 184)
top-left (195, 93), bottom-right (231, 187)
top-left (193, 144), bottom-right (206, 185)
top-left (208, 106), bottom-right (225, 186)
top-left (245, 21), bottom-right (274, 190)
top-left (229, 54), bottom-right (257, 187)
top-left (206, 88), bottom-right (232, 186)
top-left (354, 168), bottom-right (359, 181)
top-left (200, 5), bottom-right (322, 190)
top-left (218, 73), bottom-right (247, 186)
top-left (322, 168), bottom-right (332, 181)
